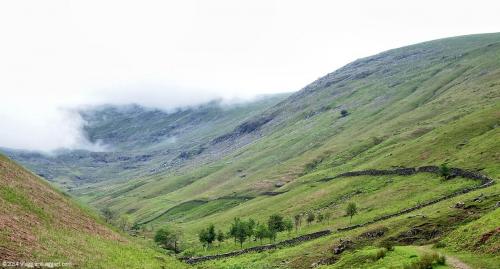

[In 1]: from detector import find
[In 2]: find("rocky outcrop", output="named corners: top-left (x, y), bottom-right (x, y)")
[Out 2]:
top-left (332, 239), bottom-right (354, 254)
top-left (211, 115), bottom-right (275, 144)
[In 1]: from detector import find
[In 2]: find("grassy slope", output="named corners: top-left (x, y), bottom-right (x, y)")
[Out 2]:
top-left (67, 34), bottom-right (499, 267)
top-left (0, 154), bottom-right (186, 268)
top-left (4, 33), bottom-right (499, 268)
top-left (203, 184), bottom-right (499, 269)
top-left (87, 33), bottom-right (499, 223)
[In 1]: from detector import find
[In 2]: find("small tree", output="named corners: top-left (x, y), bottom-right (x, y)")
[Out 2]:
top-left (199, 224), bottom-right (216, 248)
top-left (235, 221), bottom-right (250, 247)
top-left (340, 109), bottom-right (349, 117)
top-left (229, 218), bottom-right (239, 244)
top-left (306, 212), bottom-right (315, 225)
top-left (255, 223), bottom-right (269, 243)
top-left (324, 212), bottom-right (331, 223)
top-left (439, 163), bottom-right (450, 179)
top-left (294, 214), bottom-right (302, 231)
top-left (101, 207), bottom-right (114, 223)
top-left (284, 218), bottom-right (293, 236)
top-left (216, 230), bottom-right (225, 246)
top-left (118, 214), bottom-right (131, 231)
top-left (317, 213), bottom-right (324, 223)
top-left (268, 214), bottom-right (286, 242)
top-left (247, 218), bottom-right (256, 239)
top-left (346, 202), bottom-right (358, 223)
top-left (155, 227), bottom-right (181, 253)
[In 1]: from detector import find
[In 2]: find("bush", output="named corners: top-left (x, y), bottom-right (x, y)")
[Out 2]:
top-left (404, 252), bottom-right (445, 269)
top-left (436, 254), bottom-right (446, 265)
top-left (340, 109), bottom-right (349, 117)
top-left (433, 241), bottom-right (446, 248)
top-left (419, 252), bottom-right (436, 269)
top-left (306, 212), bottom-right (315, 225)
top-left (439, 163), bottom-right (450, 179)
top-left (379, 241), bottom-right (395, 251)
top-left (374, 248), bottom-right (387, 261)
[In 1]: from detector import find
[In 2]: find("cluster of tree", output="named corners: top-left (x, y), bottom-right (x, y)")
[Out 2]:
top-left (153, 202), bottom-right (359, 251)
top-left (199, 214), bottom-right (293, 248)
top-left (293, 211), bottom-right (332, 230)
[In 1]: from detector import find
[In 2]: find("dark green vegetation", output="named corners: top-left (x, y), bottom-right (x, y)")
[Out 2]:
top-left (2, 33), bottom-right (500, 268)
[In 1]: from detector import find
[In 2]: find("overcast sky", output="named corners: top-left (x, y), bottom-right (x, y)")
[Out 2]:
top-left (0, 0), bottom-right (499, 151)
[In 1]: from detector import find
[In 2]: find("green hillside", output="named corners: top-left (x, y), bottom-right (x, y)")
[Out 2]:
top-left (82, 33), bottom-right (499, 220)
top-left (82, 33), bottom-right (499, 267)
top-left (3, 94), bottom-right (288, 190)
top-left (0, 154), bottom-right (186, 268)
top-left (2, 33), bottom-right (499, 268)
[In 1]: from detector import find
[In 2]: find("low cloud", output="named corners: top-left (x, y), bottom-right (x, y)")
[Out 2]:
top-left (0, 85), bottom-right (262, 153)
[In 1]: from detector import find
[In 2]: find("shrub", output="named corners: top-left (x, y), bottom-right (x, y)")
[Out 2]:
top-left (293, 214), bottom-right (302, 231)
top-left (306, 212), bottom-right (315, 225)
top-left (317, 213), bottom-right (324, 223)
top-left (346, 202), bottom-right (358, 223)
top-left (404, 252), bottom-right (445, 269)
top-left (284, 218), bottom-right (293, 236)
top-left (379, 241), bottom-right (395, 251)
top-left (433, 241), bottom-right (446, 248)
top-left (439, 163), bottom-right (450, 179)
top-left (373, 248), bottom-right (387, 260)
top-left (419, 252), bottom-right (436, 269)
top-left (436, 254), bottom-right (446, 265)
top-left (101, 207), bottom-right (114, 223)
top-left (341, 109), bottom-right (349, 117)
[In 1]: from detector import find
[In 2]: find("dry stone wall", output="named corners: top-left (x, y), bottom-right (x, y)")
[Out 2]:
top-left (180, 166), bottom-right (494, 264)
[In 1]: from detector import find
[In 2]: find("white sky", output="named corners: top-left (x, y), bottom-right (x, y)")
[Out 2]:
top-left (0, 0), bottom-right (499, 151)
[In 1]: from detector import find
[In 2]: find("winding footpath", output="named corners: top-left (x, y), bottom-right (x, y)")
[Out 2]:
top-left (180, 166), bottom-right (495, 264)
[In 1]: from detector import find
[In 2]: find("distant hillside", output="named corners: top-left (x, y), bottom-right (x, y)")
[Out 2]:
top-left (80, 33), bottom-right (499, 217)
top-left (0, 154), bottom-right (186, 268)
top-left (2, 94), bottom-right (288, 190)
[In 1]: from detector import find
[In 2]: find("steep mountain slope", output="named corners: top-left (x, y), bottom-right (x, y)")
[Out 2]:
top-left (2, 94), bottom-right (288, 190)
top-left (0, 154), bottom-right (186, 268)
top-left (80, 33), bottom-right (499, 220)
top-left (68, 33), bottom-right (499, 268)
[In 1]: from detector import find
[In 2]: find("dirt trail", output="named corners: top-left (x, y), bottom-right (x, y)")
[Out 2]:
top-left (417, 245), bottom-right (472, 269)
